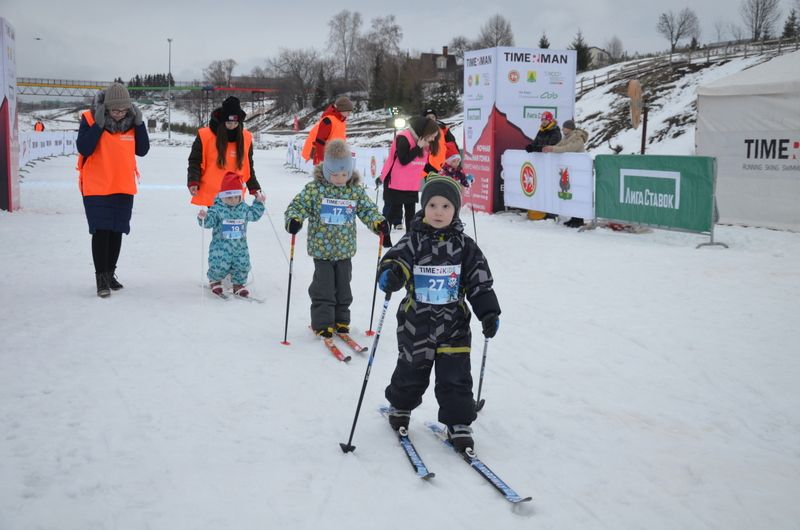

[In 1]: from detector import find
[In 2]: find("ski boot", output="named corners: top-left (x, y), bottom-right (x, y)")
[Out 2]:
top-left (447, 424), bottom-right (474, 453)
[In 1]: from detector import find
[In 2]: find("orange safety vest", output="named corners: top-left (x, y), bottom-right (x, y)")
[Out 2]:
top-left (77, 110), bottom-right (138, 196)
top-left (34, 122), bottom-right (45, 132)
top-left (427, 125), bottom-right (449, 171)
top-left (192, 127), bottom-right (253, 206)
top-left (301, 114), bottom-right (347, 161)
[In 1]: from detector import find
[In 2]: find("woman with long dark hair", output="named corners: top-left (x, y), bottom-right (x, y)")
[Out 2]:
top-left (187, 96), bottom-right (261, 207)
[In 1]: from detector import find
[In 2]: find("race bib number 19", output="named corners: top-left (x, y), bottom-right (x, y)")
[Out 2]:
top-left (413, 264), bottom-right (461, 305)
top-left (321, 198), bottom-right (356, 225)
top-left (222, 218), bottom-right (245, 239)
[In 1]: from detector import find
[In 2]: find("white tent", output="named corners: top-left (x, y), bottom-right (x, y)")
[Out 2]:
top-left (696, 51), bottom-right (800, 231)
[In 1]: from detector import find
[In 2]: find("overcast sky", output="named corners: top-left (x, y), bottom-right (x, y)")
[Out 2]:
top-left (2, 0), bottom-right (794, 81)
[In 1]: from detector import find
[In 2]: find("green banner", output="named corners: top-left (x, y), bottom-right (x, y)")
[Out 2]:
top-left (595, 155), bottom-right (716, 233)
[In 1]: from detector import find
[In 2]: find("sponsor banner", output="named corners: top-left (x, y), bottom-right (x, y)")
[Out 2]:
top-left (496, 47), bottom-right (577, 141)
top-left (463, 50), bottom-right (496, 154)
top-left (18, 131), bottom-right (78, 167)
top-left (502, 150), bottom-right (593, 218)
top-left (595, 155), bottom-right (715, 233)
top-left (1, 17), bottom-right (19, 211)
top-left (462, 104), bottom-right (495, 212)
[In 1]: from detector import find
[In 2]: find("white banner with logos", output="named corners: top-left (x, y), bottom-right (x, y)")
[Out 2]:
top-left (502, 150), bottom-right (594, 218)
top-left (19, 131), bottom-right (78, 167)
top-left (285, 136), bottom-right (390, 185)
top-left (463, 51), bottom-right (497, 154)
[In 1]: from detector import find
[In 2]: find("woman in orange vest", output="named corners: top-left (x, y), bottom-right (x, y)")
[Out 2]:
top-left (187, 96), bottom-right (261, 207)
top-left (76, 83), bottom-right (150, 298)
top-left (301, 96), bottom-right (353, 164)
top-left (422, 108), bottom-right (460, 172)
top-left (34, 120), bottom-right (45, 132)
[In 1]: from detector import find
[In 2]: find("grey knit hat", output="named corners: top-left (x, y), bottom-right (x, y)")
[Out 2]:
top-left (322, 139), bottom-right (354, 182)
top-left (562, 119), bottom-right (576, 130)
top-left (104, 83), bottom-right (131, 110)
top-left (334, 96), bottom-right (354, 112)
top-left (420, 173), bottom-right (462, 214)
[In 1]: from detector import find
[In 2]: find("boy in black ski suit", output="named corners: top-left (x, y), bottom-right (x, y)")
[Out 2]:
top-left (377, 173), bottom-right (500, 452)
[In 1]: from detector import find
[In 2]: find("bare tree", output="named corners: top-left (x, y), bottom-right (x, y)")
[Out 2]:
top-left (267, 48), bottom-right (321, 109)
top-left (474, 14), bottom-right (515, 48)
top-left (656, 8), bottom-right (701, 52)
top-left (448, 36), bottom-right (473, 59)
top-left (352, 15), bottom-right (403, 91)
top-left (203, 59), bottom-right (237, 86)
top-left (606, 36), bottom-right (624, 61)
top-left (713, 19), bottom-right (728, 42)
top-left (740, 0), bottom-right (781, 40)
top-left (729, 22), bottom-right (747, 41)
top-left (327, 10), bottom-right (363, 82)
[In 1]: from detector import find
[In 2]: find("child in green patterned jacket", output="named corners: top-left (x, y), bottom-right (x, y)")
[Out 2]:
top-left (284, 139), bottom-right (390, 338)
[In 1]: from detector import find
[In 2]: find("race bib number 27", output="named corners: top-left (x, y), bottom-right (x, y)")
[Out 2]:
top-left (413, 264), bottom-right (461, 305)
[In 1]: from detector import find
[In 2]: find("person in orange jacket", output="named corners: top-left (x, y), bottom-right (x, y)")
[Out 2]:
top-left (76, 83), bottom-right (150, 298)
top-left (187, 96), bottom-right (262, 207)
top-left (34, 120), bottom-right (45, 132)
top-left (301, 96), bottom-right (353, 165)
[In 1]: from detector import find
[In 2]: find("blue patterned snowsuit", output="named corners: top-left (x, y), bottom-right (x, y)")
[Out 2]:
top-left (199, 197), bottom-right (265, 284)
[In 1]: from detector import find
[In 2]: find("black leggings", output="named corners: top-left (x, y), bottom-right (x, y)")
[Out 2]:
top-left (91, 230), bottom-right (122, 273)
top-left (389, 202), bottom-right (417, 232)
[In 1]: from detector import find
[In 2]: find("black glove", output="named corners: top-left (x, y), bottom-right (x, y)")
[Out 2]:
top-left (94, 103), bottom-right (106, 129)
top-left (377, 220), bottom-right (390, 239)
top-left (481, 313), bottom-right (499, 338)
top-left (375, 177), bottom-right (382, 189)
top-left (132, 104), bottom-right (143, 126)
top-left (378, 265), bottom-right (404, 293)
top-left (524, 144), bottom-right (534, 153)
top-left (286, 218), bottom-right (303, 234)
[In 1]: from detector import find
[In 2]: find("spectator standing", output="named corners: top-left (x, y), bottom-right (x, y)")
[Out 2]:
top-left (76, 83), bottom-right (149, 297)
top-left (543, 119), bottom-right (589, 227)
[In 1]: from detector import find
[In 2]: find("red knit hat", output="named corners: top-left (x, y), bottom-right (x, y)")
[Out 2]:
top-left (541, 111), bottom-right (554, 122)
top-left (218, 172), bottom-right (244, 199)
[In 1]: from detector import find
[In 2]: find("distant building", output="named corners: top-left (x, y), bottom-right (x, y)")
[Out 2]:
top-left (588, 46), bottom-right (612, 67)
top-left (417, 46), bottom-right (462, 88)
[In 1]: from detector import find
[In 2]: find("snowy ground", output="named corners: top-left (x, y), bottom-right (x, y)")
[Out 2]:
top-left (1, 145), bottom-right (799, 529)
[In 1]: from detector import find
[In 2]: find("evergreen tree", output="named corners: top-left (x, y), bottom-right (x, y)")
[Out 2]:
top-left (569, 30), bottom-right (592, 72)
top-left (783, 9), bottom-right (799, 38)
top-left (312, 68), bottom-right (327, 109)
top-left (539, 32), bottom-right (550, 49)
top-left (368, 51), bottom-right (388, 110)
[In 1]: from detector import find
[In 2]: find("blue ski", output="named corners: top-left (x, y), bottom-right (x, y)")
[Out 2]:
top-left (379, 406), bottom-right (435, 480)
top-left (426, 422), bottom-right (531, 504)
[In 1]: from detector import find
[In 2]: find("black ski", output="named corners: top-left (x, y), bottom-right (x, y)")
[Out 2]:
top-left (426, 422), bottom-right (531, 504)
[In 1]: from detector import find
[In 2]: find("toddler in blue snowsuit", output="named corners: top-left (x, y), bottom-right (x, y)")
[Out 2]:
top-left (198, 172), bottom-right (265, 297)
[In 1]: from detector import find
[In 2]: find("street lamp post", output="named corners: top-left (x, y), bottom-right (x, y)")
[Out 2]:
top-left (167, 38), bottom-right (172, 141)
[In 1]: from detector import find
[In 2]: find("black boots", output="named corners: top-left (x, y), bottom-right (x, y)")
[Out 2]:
top-left (95, 273), bottom-right (111, 298)
top-left (96, 272), bottom-right (123, 298)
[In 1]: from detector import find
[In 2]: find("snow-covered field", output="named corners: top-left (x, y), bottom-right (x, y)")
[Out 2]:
top-left (1, 145), bottom-right (799, 529)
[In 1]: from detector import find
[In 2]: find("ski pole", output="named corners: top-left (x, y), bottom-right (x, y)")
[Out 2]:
top-left (340, 292), bottom-right (392, 453)
top-left (474, 337), bottom-right (489, 412)
top-left (280, 233), bottom-right (297, 345)
top-left (466, 180), bottom-right (478, 244)
top-left (365, 232), bottom-right (385, 336)
top-left (200, 208), bottom-right (207, 299)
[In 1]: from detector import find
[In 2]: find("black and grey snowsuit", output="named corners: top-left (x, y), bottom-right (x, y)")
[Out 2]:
top-left (380, 212), bottom-right (500, 427)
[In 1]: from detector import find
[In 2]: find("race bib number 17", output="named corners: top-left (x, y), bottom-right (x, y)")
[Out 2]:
top-left (321, 198), bottom-right (356, 225)
top-left (413, 264), bottom-right (461, 305)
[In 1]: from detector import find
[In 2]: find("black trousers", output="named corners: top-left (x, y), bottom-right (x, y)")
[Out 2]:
top-left (389, 201), bottom-right (416, 232)
top-left (91, 229), bottom-right (122, 273)
top-left (385, 353), bottom-right (477, 426)
top-left (308, 259), bottom-right (353, 331)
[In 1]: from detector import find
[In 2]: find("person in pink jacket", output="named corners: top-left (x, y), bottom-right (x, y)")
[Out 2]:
top-left (378, 116), bottom-right (440, 247)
